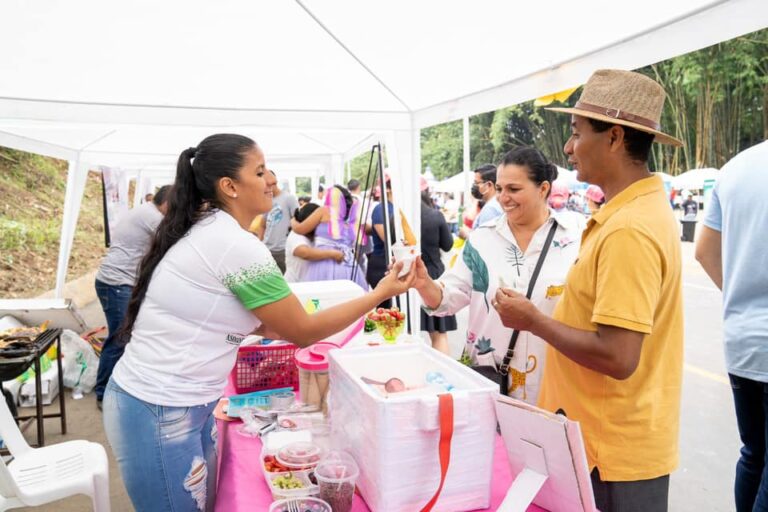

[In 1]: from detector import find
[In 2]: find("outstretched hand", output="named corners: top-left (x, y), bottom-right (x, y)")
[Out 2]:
top-left (410, 256), bottom-right (431, 291)
top-left (375, 260), bottom-right (418, 299)
top-left (492, 287), bottom-right (543, 332)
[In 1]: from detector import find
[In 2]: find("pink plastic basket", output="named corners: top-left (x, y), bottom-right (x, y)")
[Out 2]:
top-left (232, 344), bottom-right (300, 395)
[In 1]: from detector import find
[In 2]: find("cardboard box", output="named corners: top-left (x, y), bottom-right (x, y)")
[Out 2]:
top-left (19, 365), bottom-right (59, 407)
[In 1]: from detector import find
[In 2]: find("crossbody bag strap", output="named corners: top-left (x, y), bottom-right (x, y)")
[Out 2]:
top-left (498, 220), bottom-right (559, 375)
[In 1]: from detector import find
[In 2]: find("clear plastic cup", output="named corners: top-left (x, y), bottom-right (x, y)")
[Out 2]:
top-left (314, 451), bottom-right (359, 512)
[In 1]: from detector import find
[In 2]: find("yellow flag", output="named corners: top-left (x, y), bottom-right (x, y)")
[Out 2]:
top-left (534, 86), bottom-right (579, 107)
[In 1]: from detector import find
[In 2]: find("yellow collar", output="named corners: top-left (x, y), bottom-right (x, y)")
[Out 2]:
top-left (592, 175), bottom-right (664, 225)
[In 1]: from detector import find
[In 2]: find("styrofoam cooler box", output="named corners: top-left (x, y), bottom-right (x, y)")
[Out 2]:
top-left (328, 344), bottom-right (498, 512)
top-left (289, 280), bottom-right (366, 346)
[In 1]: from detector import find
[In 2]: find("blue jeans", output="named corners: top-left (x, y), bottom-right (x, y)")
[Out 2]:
top-left (94, 279), bottom-right (133, 401)
top-left (103, 379), bottom-right (218, 511)
top-left (730, 373), bottom-right (768, 512)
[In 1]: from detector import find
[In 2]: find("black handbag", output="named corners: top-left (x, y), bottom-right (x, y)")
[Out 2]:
top-left (471, 220), bottom-right (559, 395)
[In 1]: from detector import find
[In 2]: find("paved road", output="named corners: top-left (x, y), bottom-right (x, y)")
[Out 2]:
top-left (671, 243), bottom-right (738, 512)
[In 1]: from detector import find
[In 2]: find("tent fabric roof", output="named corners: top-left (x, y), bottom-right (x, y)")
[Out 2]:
top-left (1, 0), bottom-right (766, 170)
top-left (1, 0), bottom-right (766, 302)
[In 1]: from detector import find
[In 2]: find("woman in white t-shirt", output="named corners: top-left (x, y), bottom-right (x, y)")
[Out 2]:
top-left (102, 134), bottom-right (416, 512)
top-left (284, 203), bottom-right (344, 282)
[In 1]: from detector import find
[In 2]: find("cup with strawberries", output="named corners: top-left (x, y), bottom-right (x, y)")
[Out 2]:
top-left (366, 306), bottom-right (406, 343)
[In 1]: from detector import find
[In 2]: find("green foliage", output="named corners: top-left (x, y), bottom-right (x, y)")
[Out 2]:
top-left (0, 217), bottom-right (60, 251)
top-left (420, 28), bottom-right (767, 177)
top-left (295, 177), bottom-right (312, 196)
top-left (421, 120), bottom-right (463, 180)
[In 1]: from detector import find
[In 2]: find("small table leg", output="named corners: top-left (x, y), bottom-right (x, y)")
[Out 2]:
top-left (34, 356), bottom-right (44, 447)
top-left (57, 335), bottom-right (67, 434)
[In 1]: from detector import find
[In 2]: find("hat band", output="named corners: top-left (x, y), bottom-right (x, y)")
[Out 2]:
top-left (575, 101), bottom-right (661, 131)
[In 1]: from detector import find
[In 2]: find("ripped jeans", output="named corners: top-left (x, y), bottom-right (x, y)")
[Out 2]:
top-left (103, 379), bottom-right (218, 511)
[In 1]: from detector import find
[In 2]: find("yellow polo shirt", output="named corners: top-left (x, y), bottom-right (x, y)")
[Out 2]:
top-left (537, 175), bottom-right (683, 481)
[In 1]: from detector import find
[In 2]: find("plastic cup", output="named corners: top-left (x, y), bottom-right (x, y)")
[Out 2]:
top-left (295, 342), bottom-right (337, 413)
top-left (374, 318), bottom-right (405, 343)
top-left (315, 451), bottom-right (359, 512)
top-left (391, 243), bottom-right (420, 277)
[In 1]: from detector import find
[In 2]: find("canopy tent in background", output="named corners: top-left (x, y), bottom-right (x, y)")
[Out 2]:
top-left (672, 168), bottom-right (721, 190)
top-left (553, 167), bottom-right (582, 190)
top-left (1, 0), bottom-right (766, 331)
top-left (433, 172), bottom-right (471, 195)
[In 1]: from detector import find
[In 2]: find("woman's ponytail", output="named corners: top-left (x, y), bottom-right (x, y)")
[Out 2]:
top-left (117, 134), bottom-right (256, 342)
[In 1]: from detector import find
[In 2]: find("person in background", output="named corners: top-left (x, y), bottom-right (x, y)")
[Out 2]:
top-left (366, 178), bottom-right (396, 307)
top-left (284, 203), bottom-right (344, 283)
top-left (442, 192), bottom-right (459, 234)
top-left (548, 182), bottom-right (570, 212)
top-left (261, 173), bottom-right (299, 273)
top-left (669, 187), bottom-right (677, 209)
top-left (682, 193), bottom-right (698, 219)
top-left (418, 177), bottom-right (457, 354)
top-left (289, 185), bottom-right (368, 289)
top-left (584, 184), bottom-right (605, 215)
top-left (312, 184), bottom-right (325, 205)
top-left (458, 163), bottom-right (503, 239)
top-left (346, 178), bottom-right (370, 262)
top-left (102, 134), bottom-right (415, 512)
top-left (413, 147), bottom-right (581, 402)
top-left (94, 185), bottom-right (170, 410)
top-left (347, 179), bottom-right (362, 201)
top-left (695, 140), bottom-right (768, 512)
top-left (493, 69), bottom-right (684, 512)
top-left (144, 192), bottom-right (154, 203)
top-left (298, 195), bottom-right (311, 208)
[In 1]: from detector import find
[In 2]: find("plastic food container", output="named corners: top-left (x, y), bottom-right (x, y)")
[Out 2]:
top-left (276, 441), bottom-right (324, 470)
top-left (268, 497), bottom-right (331, 512)
top-left (314, 451), bottom-right (359, 512)
top-left (295, 342), bottom-right (338, 413)
top-left (266, 471), bottom-right (318, 500)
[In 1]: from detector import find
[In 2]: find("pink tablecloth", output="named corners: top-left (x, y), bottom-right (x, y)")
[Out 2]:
top-left (214, 417), bottom-right (545, 511)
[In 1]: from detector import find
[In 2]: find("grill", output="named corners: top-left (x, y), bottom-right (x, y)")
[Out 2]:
top-left (0, 327), bottom-right (66, 447)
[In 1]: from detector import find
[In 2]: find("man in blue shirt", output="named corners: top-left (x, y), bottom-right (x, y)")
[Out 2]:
top-left (459, 163), bottom-right (503, 239)
top-left (696, 140), bottom-right (768, 512)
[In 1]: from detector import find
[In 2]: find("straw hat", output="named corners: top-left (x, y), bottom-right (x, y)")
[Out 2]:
top-left (547, 69), bottom-right (683, 147)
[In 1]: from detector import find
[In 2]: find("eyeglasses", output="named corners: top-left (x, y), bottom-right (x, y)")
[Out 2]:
top-left (473, 180), bottom-right (486, 186)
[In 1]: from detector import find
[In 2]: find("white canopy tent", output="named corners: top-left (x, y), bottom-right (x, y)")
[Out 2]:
top-left (672, 168), bottom-right (721, 190)
top-left (553, 167), bottom-right (580, 189)
top-left (1, 1), bottom-right (766, 332)
top-left (434, 173), bottom-right (470, 194)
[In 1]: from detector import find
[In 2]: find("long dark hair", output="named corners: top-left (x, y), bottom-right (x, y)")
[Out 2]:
top-left (500, 146), bottom-right (559, 197)
top-left (333, 185), bottom-right (354, 221)
top-left (292, 203), bottom-right (321, 242)
top-left (118, 133), bottom-right (257, 341)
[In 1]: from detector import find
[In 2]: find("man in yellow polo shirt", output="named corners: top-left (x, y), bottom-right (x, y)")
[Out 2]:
top-left (492, 69), bottom-right (684, 512)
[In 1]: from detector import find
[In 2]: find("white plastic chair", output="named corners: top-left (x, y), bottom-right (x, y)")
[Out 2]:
top-left (0, 396), bottom-right (110, 511)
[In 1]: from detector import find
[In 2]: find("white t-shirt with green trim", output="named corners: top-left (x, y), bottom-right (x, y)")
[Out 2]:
top-left (112, 209), bottom-right (291, 406)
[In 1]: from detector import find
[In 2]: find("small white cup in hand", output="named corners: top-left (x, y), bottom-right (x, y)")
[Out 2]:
top-left (391, 243), bottom-right (420, 278)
